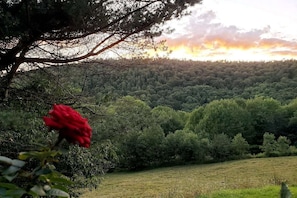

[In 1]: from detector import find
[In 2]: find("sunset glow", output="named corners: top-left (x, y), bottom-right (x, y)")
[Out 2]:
top-left (154, 0), bottom-right (297, 61)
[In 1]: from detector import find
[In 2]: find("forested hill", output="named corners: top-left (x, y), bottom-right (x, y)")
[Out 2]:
top-left (17, 59), bottom-right (297, 111)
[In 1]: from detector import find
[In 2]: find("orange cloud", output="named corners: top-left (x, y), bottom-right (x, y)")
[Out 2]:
top-left (158, 10), bottom-right (297, 61)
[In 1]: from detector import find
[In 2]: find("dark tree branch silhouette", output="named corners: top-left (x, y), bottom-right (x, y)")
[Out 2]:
top-left (0, 0), bottom-right (202, 99)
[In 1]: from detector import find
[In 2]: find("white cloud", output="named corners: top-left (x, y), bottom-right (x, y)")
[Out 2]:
top-left (158, 1), bottom-right (297, 61)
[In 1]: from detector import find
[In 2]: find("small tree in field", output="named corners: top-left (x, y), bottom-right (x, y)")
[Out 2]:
top-left (276, 136), bottom-right (291, 156)
top-left (0, 0), bottom-right (202, 99)
top-left (261, 132), bottom-right (277, 156)
top-left (231, 133), bottom-right (250, 157)
top-left (209, 133), bottom-right (232, 161)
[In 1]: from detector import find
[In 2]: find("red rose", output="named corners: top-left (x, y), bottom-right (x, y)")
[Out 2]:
top-left (43, 104), bottom-right (92, 148)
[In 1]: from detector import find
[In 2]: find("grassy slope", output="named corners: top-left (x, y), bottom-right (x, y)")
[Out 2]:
top-left (81, 157), bottom-right (297, 198)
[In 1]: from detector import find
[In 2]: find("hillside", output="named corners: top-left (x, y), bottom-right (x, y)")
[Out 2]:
top-left (2, 59), bottom-right (297, 196)
top-left (15, 59), bottom-right (297, 111)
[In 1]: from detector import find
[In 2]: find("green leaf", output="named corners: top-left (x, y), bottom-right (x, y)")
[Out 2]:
top-left (2, 166), bottom-right (20, 175)
top-left (0, 187), bottom-right (5, 195)
top-left (19, 150), bottom-right (61, 161)
top-left (47, 188), bottom-right (70, 197)
top-left (0, 156), bottom-right (12, 165)
top-left (18, 152), bottom-right (31, 160)
top-left (30, 185), bottom-right (46, 196)
top-left (45, 173), bottom-right (72, 185)
top-left (0, 182), bottom-right (20, 190)
top-left (3, 174), bottom-right (18, 182)
top-left (38, 172), bottom-right (72, 186)
top-left (11, 159), bottom-right (25, 168)
top-left (35, 168), bottom-right (52, 176)
top-left (5, 189), bottom-right (26, 197)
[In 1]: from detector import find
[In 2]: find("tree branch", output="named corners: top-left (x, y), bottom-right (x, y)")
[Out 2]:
top-left (41, 0), bottom-right (160, 41)
top-left (24, 33), bottom-right (135, 64)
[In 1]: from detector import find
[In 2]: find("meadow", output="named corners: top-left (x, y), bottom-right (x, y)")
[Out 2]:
top-left (81, 156), bottom-right (297, 198)
top-left (2, 60), bottom-right (297, 197)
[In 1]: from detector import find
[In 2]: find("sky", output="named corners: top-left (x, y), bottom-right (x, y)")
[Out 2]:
top-left (153, 0), bottom-right (297, 61)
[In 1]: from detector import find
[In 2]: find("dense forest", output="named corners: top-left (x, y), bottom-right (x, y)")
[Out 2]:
top-left (1, 59), bottom-right (297, 194)
top-left (23, 58), bottom-right (297, 111)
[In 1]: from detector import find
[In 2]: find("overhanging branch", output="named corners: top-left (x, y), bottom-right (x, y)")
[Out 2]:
top-left (23, 33), bottom-right (135, 64)
top-left (42, 0), bottom-right (160, 41)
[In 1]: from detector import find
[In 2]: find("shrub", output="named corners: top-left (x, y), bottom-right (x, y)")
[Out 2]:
top-left (209, 133), bottom-right (232, 161)
top-left (261, 132), bottom-right (277, 157)
top-left (163, 129), bottom-right (206, 163)
top-left (231, 133), bottom-right (250, 157)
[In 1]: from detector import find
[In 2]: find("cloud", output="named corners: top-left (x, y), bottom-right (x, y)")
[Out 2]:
top-left (159, 10), bottom-right (297, 60)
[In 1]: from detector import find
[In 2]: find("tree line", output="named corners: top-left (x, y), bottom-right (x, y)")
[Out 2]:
top-left (2, 94), bottom-right (297, 171)
top-left (1, 59), bottom-right (297, 178)
top-left (89, 96), bottom-right (297, 170)
top-left (25, 58), bottom-right (297, 111)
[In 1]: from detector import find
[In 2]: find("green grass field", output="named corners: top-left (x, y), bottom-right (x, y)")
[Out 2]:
top-left (81, 156), bottom-right (297, 197)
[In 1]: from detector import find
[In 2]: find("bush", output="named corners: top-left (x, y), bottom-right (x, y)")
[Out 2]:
top-left (261, 132), bottom-right (277, 156)
top-left (118, 125), bottom-right (165, 170)
top-left (209, 133), bottom-right (232, 161)
top-left (277, 136), bottom-right (291, 156)
top-left (231, 133), bottom-right (250, 157)
top-left (288, 146), bottom-right (297, 155)
top-left (163, 129), bottom-right (206, 163)
top-left (0, 103), bottom-right (115, 197)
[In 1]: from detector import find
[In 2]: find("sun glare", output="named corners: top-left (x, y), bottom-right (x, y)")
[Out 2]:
top-left (152, 0), bottom-right (297, 62)
top-left (148, 44), bottom-right (297, 62)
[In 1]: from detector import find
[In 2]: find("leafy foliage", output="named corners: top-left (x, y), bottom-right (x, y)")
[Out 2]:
top-left (0, 0), bottom-right (202, 99)
top-left (231, 133), bottom-right (250, 157)
top-left (261, 133), bottom-right (277, 156)
top-left (2, 59), bottom-right (297, 172)
top-left (119, 125), bottom-right (165, 170)
top-left (151, 106), bottom-right (187, 135)
top-left (20, 59), bottom-right (297, 111)
top-left (0, 150), bottom-right (71, 197)
top-left (163, 129), bottom-right (206, 163)
top-left (192, 99), bottom-right (253, 139)
top-left (261, 133), bottom-right (292, 157)
top-left (0, 103), bottom-right (113, 197)
top-left (209, 133), bottom-right (232, 161)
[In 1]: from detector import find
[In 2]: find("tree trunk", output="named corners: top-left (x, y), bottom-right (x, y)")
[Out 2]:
top-left (1, 62), bottom-right (21, 100)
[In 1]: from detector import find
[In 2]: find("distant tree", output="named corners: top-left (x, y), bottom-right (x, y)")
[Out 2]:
top-left (93, 96), bottom-right (154, 142)
top-left (231, 133), bottom-right (250, 157)
top-left (261, 132), bottom-right (277, 156)
top-left (194, 99), bottom-right (253, 139)
top-left (134, 125), bottom-right (165, 167)
top-left (246, 97), bottom-right (287, 145)
top-left (185, 106), bottom-right (205, 133)
top-left (118, 125), bottom-right (165, 170)
top-left (163, 129), bottom-right (202, 162)
top-left (276, 136), bottom-right (291, 156)
top-left (0, 0), bottom-right (202, 99)
top-left (151, 105), bottom-right (186, 135)
top-left (209, 133), bottom-right (232, 161)
top-left (284, 99), bottom-right (297, 144)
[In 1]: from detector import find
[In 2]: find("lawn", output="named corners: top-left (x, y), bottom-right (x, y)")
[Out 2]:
top-left (81, 156), bottom-right (297, 198)
top-left (207, 186), bottom-right (297, 198)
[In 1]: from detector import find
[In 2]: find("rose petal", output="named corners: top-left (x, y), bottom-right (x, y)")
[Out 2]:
top-left (43, 117), bottom-right (64, 130)
top-left (43, 104), bottom-right (92, 148)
